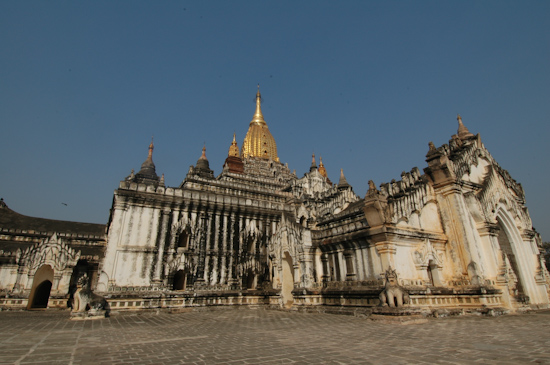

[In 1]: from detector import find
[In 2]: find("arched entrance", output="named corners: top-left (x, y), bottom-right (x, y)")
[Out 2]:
top-left (496, 214), bottom-right (529, 302)
top-left (28, 265), bottom-right (54, 309)
top-left (281, 251), bottom-right (294, 308)
top-left (173, 270), bottom-right (188, 290)
top-left (242, 268), bottom-right (257, 290)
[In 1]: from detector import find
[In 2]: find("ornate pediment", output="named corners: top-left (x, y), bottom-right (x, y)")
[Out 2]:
top-left (21, 233), bottom-right (81, 273)
top-left (413, 239), bottom-right (443, 269)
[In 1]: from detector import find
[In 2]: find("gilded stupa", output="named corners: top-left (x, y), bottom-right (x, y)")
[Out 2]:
top-left (241, 86), bottom-right (279, 162)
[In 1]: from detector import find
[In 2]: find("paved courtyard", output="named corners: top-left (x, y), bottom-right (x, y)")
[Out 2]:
top-left (1, 308), bottom-right (550, 364)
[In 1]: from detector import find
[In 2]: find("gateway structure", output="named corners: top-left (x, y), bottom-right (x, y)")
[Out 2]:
top-left (1, 88), bottom-right (549, 313)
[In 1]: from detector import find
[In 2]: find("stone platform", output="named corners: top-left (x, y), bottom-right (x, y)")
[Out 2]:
top-left (0, 308), bottom-right (550, 364)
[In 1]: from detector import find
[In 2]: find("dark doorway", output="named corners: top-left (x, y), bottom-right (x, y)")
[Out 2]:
top-left (173, 270), bottom-right (187, 290)
top-left (31, 280), bottom-right (52, 308)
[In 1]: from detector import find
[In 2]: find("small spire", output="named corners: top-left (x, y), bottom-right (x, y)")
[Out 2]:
top-left (199, 144), bottom-right (207, 160)
top-left (228, 133), bottom-right (240, 157)
top-left (126, 168), bottom-right (135, 181)
top-left (338, 168), bottom-right (350, 189)
top-left (310, 153), bottom-right (317, 172)
top-left (457, 114), bottom-right (474, 140)
top-left (318, 156), bottom-right (329, 180)
top-left (134, 137), bottom-right (158, 184)
top-left (159, 173), bottom-right (165, 187)
top-left (146, 136), bottom-right (154, 161)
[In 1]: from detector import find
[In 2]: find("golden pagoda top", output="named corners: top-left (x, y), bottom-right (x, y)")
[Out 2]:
top-left (318, 157), bottom-right (328, 178)
top-left (241, 86), bottom-right (279, 162)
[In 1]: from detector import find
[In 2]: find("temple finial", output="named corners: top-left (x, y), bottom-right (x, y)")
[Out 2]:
top-left (457, 114), bottom-right (474, 139)
top-left (338, 168), bottom-right (350, 190)
top-left (134, 137), bottom-right (158, 183)
top-left (200, 144), bottom-right (207, 160)
top-left (251, 85), bottom-right (265, 125)
top-left (148, 136), bottom-right (154, 158)
top-left (228, 133), bottom-right (240, 157)
top-left (310, 153), bottom-right (317, 172)
top-left (318, 156), bottom-right (330, 182)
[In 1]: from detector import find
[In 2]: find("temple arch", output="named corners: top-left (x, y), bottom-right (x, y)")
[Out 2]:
top-left (172, 269), bottom-right (189, 290)
top-left (281, 251), bottom-right (294, 308)
top-left (27, 265), bottom-right (54, 309)
top-left (495, 206), bottom-right (534, 303)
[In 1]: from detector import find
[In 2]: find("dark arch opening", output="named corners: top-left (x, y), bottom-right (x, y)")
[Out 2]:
top-left (173, 270), bottom-right (187, 290)
top-left (31, 280), bottom-right (52, 309)
top-left (242, 269), bottom-right (256, 289)
top-left (177, 232), bottom-right (189, 248)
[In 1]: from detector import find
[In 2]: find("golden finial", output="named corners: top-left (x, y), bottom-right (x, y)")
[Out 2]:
top-left (318, 156), bottom-right (328, 179)
top-left (251, 84), bottom-right (266, 125)
top-left (228, 133), bottom-right (240, 157)
top-left (200, 144), bottom-right (207, 160)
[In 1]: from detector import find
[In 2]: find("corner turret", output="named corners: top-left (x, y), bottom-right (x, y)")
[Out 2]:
top-left (192, 145), bottom-right (215, 179)
top-left (132, 138), bottom-right (160, 185)
top-left (223, 134), bottom-right (244, 174)
top-left (310, 154), bottom-right (317, 172)
top-left (337, 169), bottom-right (351, 190)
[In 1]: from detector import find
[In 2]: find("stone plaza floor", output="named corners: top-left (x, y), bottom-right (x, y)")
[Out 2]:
top-left (1, 308), bottom-right (550, 364)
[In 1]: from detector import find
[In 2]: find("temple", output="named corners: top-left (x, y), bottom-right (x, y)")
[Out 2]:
top-left (1, 89), bottom-right (549, 315)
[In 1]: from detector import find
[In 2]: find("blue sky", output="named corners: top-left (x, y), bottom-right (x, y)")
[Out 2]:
top-left (1, 1), bottom-right (549, 239)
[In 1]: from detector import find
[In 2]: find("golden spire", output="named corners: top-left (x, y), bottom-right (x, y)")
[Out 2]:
top-left (251, 84), bottom-right (266, 126)
top-left (228, 133), bottom-right (240, 157)
top-left (241, 86), bottom-right (279, 162)
top-left (318, 156), bottom-right (328, 178)
top-left (199, 144), bottom-right (207, 160)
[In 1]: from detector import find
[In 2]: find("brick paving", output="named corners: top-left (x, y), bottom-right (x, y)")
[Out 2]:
top-left (1, 308), bottom-right (550, 364)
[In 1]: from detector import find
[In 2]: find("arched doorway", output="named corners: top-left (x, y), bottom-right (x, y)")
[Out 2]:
top-left (242, 269), bottom-right (257, 290)
top-left (281, 251), bottom-right (294, 308)
top-left (427, 259), bottom-right (442, 286)
top-left (28, 265), bottom-right (54, 310)
top-left (173, 270), bottom-right (188, 291)
top-left (496, 214), bottom-right (528, 301)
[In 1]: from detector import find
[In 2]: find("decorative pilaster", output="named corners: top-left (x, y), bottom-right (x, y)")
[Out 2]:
top-left (152, 209), bottom-right (171, 285)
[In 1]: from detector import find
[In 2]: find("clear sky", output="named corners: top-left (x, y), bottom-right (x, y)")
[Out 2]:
top-left (1, 1), bottom-right (549, 239)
